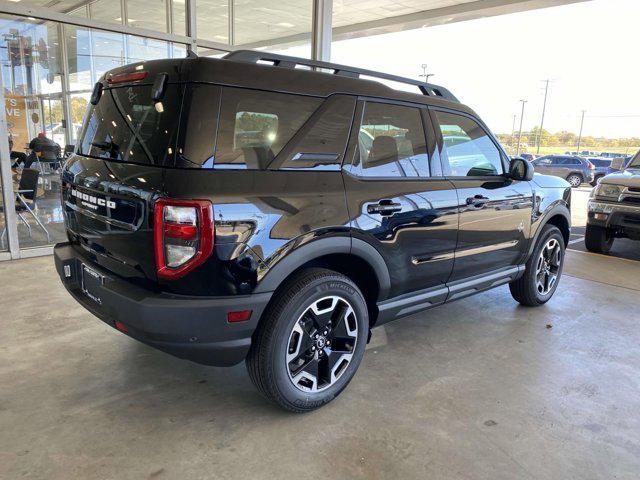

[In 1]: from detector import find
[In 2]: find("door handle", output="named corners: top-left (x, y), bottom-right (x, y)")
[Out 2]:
top-left (367, 199), bottom-right (402, 216)
top-left (466, 195), bottom-right (490, 209)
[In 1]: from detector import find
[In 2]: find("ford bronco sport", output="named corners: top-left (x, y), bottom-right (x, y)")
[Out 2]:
top-left (54, 51), bottom-right (571, 412)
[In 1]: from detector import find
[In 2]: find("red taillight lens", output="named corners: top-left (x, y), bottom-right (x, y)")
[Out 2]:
top-left (154, 198), bottom-right (214, 280)
top-left (106, 71), bottom-right (148, 84)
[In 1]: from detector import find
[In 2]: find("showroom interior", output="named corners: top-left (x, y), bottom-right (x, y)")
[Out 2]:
top-left (1, 0), bottom-right (639, 479)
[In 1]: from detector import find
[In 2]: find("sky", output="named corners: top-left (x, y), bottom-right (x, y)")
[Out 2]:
top-left (325, 0), bottom-right (640, 138)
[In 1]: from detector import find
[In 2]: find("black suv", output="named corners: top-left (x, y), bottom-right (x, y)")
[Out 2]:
top-left (54, 51), bottom-right (571, 412)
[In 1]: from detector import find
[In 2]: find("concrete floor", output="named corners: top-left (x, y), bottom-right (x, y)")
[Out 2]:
top-left (1, 250), bottom-right (639, 480)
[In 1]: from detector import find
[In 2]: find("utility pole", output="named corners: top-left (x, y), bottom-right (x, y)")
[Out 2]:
top-left (576, 110), bottom-right (586, 153)
top-left (511, 114), bottom-right (517, 145)
top-left (419, 64), bottom-right (435, 83)
top-left (516, 99), bottom-right (527, 156)
top-left (537, 79), bottom-right (550, 154)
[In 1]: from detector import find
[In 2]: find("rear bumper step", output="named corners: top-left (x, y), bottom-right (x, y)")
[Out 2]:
top-left (54, 242), bottom-right (271, 366)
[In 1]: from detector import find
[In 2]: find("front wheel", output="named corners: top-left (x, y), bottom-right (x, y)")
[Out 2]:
top-left (509, 225), bottom-right (565, 306)
top-left (585, 224), bottom-right (614, 253)
top-left (246, 268), bottom-right (369, 412)
top-left (566, 173), bottom-right (583, 188)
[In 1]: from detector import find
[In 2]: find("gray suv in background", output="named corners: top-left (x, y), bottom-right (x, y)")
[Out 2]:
top-left (533, 155), bottom-right (595, 187)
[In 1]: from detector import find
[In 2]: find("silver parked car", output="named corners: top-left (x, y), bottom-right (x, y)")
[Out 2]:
top-left (586, 149), bottom-right (640, 252)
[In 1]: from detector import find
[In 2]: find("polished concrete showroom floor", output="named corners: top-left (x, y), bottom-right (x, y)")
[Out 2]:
top-left (1, 247), bottom-right (639, 479)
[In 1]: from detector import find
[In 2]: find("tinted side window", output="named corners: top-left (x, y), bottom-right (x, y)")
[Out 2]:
top-left (435, 111), bottom-right (503, 176)
top-left (355, 102), bottom-right (428, 178)
top-left (214, 88), bottom-right (322, 169)
top-left (279, 95), bottom-right (356, 170)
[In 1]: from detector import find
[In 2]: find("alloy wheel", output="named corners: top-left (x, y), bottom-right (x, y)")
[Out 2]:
top-left (286, 296), bottom-right (358, 393)
top-left (535, 238), bottom-right (562, 295)
top-left (567, 175), bottom-right (581, 187)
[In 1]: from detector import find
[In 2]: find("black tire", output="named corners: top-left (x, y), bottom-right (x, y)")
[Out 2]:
top-left (246, 268), bottom-right (369, 413)
top-left (509, 225), bottom-right (565, 307)
top-left (585, 224), bottom-right (614, 254)
top-left (591, 175), bottom-right (604, 187)
top-left (566, 173), bottom-right (583, 188)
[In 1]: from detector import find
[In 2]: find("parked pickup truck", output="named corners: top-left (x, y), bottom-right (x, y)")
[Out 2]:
top-left (586, 149), bottom-right (640, 252)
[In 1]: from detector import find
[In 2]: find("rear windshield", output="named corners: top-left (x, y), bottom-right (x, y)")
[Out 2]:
top-left (79, 84), bottom-right (182, 165)
top-left (78, 83), bottom-right (220, 168)
top-left (77, 83), bottom-right (327, 170)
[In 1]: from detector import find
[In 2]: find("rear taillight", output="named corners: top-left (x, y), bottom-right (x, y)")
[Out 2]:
top-left (154, 198), bottom-right (214, 280)
top-left (588, 163), bottom-right (595, 170)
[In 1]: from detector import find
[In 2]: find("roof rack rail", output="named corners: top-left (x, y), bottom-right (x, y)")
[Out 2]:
top-left (223, 50), bottom-right (459, 103)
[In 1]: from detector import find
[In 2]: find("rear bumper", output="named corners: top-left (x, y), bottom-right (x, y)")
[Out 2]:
top-left (588, 200), bottom-right (640, 236)
top-left (54, 242), bottom-right (271, 366)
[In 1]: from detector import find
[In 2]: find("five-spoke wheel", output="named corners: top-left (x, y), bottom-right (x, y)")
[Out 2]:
top-left (510, 224), bottom-right (565, 306)
top-left (247, 268), bottom-right (368, 412)
top-left (535, 238), bottom-right (562, 295)
top-left (287, 296), bottom-right (358, 392)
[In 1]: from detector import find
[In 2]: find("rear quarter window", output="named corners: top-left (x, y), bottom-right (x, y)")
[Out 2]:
top-left (214, 88), bottom-right (322, 169)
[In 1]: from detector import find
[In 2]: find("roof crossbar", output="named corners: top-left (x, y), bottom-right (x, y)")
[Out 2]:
top-left (223, 50), bottom-right (459, 103)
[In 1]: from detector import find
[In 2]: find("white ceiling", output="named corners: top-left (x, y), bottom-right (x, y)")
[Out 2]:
top-left (5, 0), bottom-right (588, 48)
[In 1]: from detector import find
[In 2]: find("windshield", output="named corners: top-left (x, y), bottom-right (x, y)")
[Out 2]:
top-left (628, 150), bottom-right (640, 169)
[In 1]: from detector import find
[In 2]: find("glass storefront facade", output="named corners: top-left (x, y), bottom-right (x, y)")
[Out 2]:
top-left (0, 14), bottom-right (186, 250)
top-left (0, 0), bottom-right (317, 258)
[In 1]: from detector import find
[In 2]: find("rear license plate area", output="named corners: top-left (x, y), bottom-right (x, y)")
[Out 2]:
top-left (81, 264), bottom-right (104, 305)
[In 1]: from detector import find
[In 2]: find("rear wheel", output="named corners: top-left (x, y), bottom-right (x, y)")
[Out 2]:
top-left (566, 173), bottom-right (583, 188)
top-left (585, 224), bottom-right (614, 253)
top-left (246, 268), bottom-right (368, 412)
top-left (509, 225), bottom-right (565, 306)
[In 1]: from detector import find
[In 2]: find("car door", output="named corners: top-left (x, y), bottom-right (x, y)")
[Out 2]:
top-left (533, 156), bottom-right (553, 175)
top-left (431, 108), bottom-right (534, 282)
top-left (343, 99), bottom-right (459, 301)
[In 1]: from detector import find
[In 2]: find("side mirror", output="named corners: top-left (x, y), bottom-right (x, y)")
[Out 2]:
top-left (509, 157), bottom-right (534, 181)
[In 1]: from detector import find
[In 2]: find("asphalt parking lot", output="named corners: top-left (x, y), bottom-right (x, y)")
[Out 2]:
top-left (1, 183), bottom-right (638, 480)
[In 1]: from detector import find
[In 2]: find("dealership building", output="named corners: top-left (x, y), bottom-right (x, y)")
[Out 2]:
top-left (0, 0), bottom-right (584, 259)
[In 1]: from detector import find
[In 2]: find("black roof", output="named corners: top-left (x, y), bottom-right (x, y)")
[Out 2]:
top-left (102, 51), bottom-right (475, 116)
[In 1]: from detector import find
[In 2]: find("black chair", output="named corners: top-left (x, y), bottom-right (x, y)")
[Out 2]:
top-left (35, 144), bottom-right (63, 173)
top-left (0, 168), bottom-right (50, 243)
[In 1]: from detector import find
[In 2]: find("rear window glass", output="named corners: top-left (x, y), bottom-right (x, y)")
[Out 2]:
top-left (78, 83), bottom-right (220, 168)
top-left (79, 84), bottom-right (183, 165)
top-left (214, 87), bottom-right (322, 169)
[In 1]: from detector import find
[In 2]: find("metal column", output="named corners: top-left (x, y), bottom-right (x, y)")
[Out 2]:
top-left (312, 0), bottom-right (332, 61)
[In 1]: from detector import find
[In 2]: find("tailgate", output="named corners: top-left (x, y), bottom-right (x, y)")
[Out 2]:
top-left (62, 155), bottom-right (163, 284)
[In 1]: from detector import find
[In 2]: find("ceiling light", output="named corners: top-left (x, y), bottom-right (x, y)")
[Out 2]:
top-left (276, 22), bottom-right (295, 28)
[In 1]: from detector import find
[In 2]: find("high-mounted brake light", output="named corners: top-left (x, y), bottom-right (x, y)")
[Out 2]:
top-left (154, 198), bottom-right (214, 280)
top-left (107, 71), bottom-right (148, 84)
